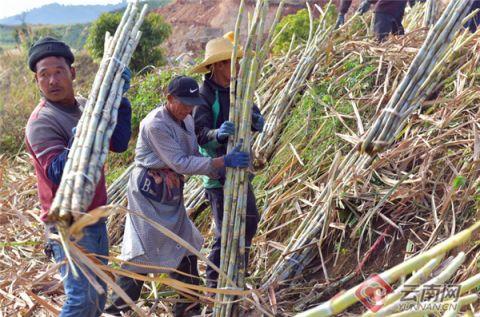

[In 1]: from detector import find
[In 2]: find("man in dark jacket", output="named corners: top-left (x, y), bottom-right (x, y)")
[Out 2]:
top-left (336, 0), bottom-right (416, 41)
top-left (191, 35), bottom-right (265, 288)
top-left (466, 0), bottom-right (480, 33)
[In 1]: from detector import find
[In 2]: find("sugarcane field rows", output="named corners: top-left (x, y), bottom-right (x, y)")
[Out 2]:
top-left (2, 0), bottom-right (480, 316)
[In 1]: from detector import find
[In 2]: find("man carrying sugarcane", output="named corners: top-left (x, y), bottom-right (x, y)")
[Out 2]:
top-left (25, 37), bottom-right (132, 317)
top-left (336, 0), bottom-right (420, 41)
top-left (191, 34), bottom-right (265, 289)
top-left (466, 0), bottom-right (480, 32)
top-left (105, 76), bottom-right (250, 316)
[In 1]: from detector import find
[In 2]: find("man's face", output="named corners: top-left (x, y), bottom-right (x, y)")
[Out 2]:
top-left (167, 96), bottom-right (195, 121)
top-left (35, 56), bottom-right (76, 104)
top-left (213, 59), bottom-right (240, 84)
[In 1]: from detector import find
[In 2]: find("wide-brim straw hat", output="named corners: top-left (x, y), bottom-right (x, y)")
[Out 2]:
top-left (191, 34), bottom-right (244, 74)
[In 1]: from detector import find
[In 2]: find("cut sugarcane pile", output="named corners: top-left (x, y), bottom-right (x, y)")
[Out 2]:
top-left (215, 0), bottom-right (283, 315)
top-left (360, 0), bottom-right (475, 156)
top-left (253, 2), bottom-right (335, 163)
top-left (262, 0), bottom-right (477, 289)
top-left (297, 221), bottom-right (480, 317)
top-left (48, 1), bottom-right (147, 227)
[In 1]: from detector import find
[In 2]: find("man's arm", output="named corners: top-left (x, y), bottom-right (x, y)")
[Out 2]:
top-left (193, 101), bottom-right (217, 146)
top-left (46, 141), bottom-right (71, 185)
top-left (26, 117), bottom-right (69, 185)
top-left (147, 125), bottom-right (217, 176)
top-left (251, 105), bottom-right (264, 133)
top-left (109, 97), bottom-right (132, 153)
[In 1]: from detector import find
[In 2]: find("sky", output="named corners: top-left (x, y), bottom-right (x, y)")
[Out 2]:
top-left (0, 0), bottom-right (126, 19)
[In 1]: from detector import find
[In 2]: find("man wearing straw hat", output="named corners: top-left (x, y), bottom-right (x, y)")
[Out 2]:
top-left (105, 76), bottom-right (250, 316)
top-left (191, 34), bottom-right (265, 289)
top-left (25, 37), bottom-right (132, 317)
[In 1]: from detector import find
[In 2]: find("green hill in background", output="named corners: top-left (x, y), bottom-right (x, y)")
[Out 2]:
top-left (0, 23), bottom-right (90, 51)
top-left (0, 0), bottom-right (171, 51)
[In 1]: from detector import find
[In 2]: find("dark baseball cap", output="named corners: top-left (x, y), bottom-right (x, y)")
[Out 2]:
top-left (168, 76), bottom-right (206, 107)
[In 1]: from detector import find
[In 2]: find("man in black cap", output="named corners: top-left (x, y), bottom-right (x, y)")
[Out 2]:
top-left (25, 37), bottom-right (132, 317)
top-left (105, 76), bottom-right (249, 316)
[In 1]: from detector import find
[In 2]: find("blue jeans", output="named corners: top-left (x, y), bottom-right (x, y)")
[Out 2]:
top-left (49, 221), bottom-right (109, 317)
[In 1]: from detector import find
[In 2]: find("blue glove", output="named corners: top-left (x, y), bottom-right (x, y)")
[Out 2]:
top-left (121, 67), bottom-right (131, 94)
top-left (216, 121), bottom-right (235, 143)
top-left (357, 0), bottom-right (371, 14)
top-left (224, 144), bottom-right (250, 168)
top-left (335, 14), bottom-right (345, 29)
top-left (251, 112), bottom-right (265, 132)
top-left (110, 98), bottom-right (132, 152)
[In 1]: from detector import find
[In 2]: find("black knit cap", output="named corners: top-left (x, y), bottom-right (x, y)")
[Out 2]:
top-left (28, 37), bottom-right (74, 72)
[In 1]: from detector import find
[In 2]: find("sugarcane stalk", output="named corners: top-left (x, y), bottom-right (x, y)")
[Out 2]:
top-left (361, 0), bottom-right (473, 154)
top-left (69, 5), bottom-right (139, 212)
top-left (361, 256), bottom-right (444, 317)
top-left (296, 221), bottom-right (480, 317)
top-left (216, 1), bottom-right (280, 316)
top-left (423, 0), bottom-right (438, 27)
top-left (71, 5), bottom-right (145, 216)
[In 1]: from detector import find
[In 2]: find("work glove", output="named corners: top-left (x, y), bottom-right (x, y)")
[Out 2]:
top-left (121, 67), bottom-right (131, 94)
top-left (216, 121), bottom-right (235, 143)
top-left (224, 144), bottom-right (250, 168)
top-left (251, 112), bottom-right (265, 133)
top-left (335, 14), bottom-right (345, 29)
top-left (357, 0), bottom-right (371, 15)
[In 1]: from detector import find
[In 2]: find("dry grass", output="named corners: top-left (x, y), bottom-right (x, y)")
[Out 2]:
top-left (1, 5), bottom-right (480, 317)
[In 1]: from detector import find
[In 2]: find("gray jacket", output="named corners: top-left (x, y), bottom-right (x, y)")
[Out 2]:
top-left (120, 106), bottom-right (218, 272)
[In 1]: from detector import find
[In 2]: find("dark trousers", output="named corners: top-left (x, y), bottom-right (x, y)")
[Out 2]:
top-left (105, 255), bottom-right (200, 316)
top-left (205, 183), bottom-right (260, 288)
top-left (374, 12), bottom-right (405, 42)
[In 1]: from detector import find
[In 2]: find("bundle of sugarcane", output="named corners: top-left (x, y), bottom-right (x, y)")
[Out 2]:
top-left (263, 0), bottom-right (477, 287)
top-left (106, 164), bottom-right (133, 245)
top-left (296, 221), bottom-right (480, 317)
top-left (253, 3), bottom-right (334, 163)
top-left (214, 1), bottom-right (283, 315)
top-left (402, 2), bottom-right (427, 32)
top-left (184, 178), bottom-right (206, 214)
top-left (423, 0), bottom-right (439, 27)
top-left (107, 164), bottom-right (134, 206)
top-left (360, 0), bottom-right (474, 155)
top-left (48, 2), bottom-right (147, 227)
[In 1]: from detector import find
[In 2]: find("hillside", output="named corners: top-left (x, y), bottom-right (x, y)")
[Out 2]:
top-left (0, 1), bottom-right (172, 51)
top-left (0, 3), bottom-right (128, 26)
top-left (155, 0), bottom-right (340, 56)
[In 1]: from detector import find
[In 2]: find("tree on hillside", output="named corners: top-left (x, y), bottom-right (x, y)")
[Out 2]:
top-left (272, 6), bottom-right (336, 54)
top-left (13, 24), bottom-right (62, 51)
top-left (86, 11), bottom-right (171, 72)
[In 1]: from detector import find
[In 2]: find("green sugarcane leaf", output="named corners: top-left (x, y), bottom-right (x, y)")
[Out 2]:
top-left (453, 175), bottom-right (466, 190)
